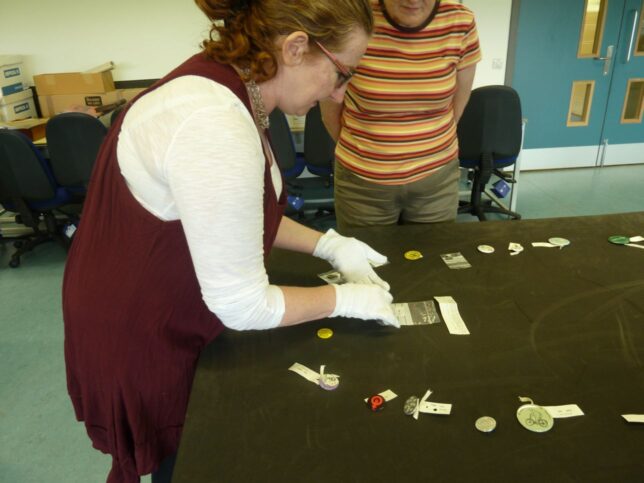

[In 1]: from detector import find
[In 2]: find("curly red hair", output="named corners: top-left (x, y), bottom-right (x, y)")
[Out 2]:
top-left (194, 0), bottom-right (373, 83)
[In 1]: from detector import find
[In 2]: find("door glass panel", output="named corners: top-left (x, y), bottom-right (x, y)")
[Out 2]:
top-left (578, 0), bottom-right (608, 57)
top-left (568, 81), bottom-right (595, 126)
top-left (636, 3), bottom-right (644, 55)
top-left (621, 79), bottom-right (644, 122)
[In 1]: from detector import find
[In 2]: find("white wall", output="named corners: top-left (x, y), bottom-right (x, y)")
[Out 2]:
top-left (0, 0), bottom-right (512, 86)
top-left (0, 0), bottom-right (210, 82)
top-left (1, 0), bottom-right (513, 86)
top-left (463, 0), bottom-right (513, 87)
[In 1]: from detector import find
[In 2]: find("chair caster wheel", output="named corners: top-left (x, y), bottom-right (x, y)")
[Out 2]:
top-left (9, 258), bottom-right (20, 268)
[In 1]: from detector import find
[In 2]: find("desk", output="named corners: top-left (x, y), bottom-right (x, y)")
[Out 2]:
top-left (174, 213), bottom-right (644, 482)
top-left (0, 117), bottom-right (48, 141)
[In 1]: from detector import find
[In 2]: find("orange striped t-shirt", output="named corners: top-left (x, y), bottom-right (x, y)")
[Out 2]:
top-left (336, 0), bottom-right (481, 185)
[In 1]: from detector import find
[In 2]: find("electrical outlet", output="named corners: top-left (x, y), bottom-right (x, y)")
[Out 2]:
top-left (492, 58), bottom-right (504, 70)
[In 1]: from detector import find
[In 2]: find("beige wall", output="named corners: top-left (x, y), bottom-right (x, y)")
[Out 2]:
top-left (463, 0), bottom-right (513, 87)
top-left (1, 0), bottom-right (513, 87)
top-left (0, 0), bottom-right (208, 81)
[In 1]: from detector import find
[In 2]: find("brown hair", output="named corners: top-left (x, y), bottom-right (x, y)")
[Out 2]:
top-left (195, 0), bottom-right (373, 82)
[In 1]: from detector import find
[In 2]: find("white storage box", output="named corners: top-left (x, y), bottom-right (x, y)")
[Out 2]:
top-left (0, 88), bottom-right (36, 122)
top-left (0, 55), bottom-right (26, 100)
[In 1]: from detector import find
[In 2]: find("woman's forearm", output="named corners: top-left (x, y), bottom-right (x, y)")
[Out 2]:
top-left (319, 99), bottom-right (344, 142)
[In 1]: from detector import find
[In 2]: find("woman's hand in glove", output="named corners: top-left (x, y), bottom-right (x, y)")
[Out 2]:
top-left (331, 283), bottom-right (400, 328)
top-left (314, 229), bottom-right (390, 291)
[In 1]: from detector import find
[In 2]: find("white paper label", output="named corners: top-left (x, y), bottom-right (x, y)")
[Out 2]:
top-left (435, 296), bottom-right (470, 335)
top-left (508, 242), bottom-right (524, 255)
top-left (419, 401), bottom-right (452, 415)
top-left (288, 363), bottom-right (320, 384)
top-left (622, 414), bottom-right (644, 423)
top-left (363, 389), bottom-right (398, 403)
top-left (543, 404), bottom-right (584, 418)
top-left (532, 242), bottom-right (557, 248)
top-left (412, 389), bottom-right (433, 420)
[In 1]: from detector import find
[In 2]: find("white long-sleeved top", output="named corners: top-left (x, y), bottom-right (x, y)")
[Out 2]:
top-left (116, 75), bottom-right (285, 331)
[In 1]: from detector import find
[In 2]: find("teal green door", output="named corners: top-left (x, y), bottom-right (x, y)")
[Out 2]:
top-left (602, 0), bottom-right (644, 164)
top-left (512, 0), bottom-right (644, 169)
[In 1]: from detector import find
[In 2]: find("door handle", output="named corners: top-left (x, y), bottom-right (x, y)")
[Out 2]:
top-left (594, 45), bottom-right (614, 75)
top-left (626, 10), bottom-right (639, 63)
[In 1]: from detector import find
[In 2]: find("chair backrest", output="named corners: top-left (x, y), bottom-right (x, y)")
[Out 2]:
top-left (268, 108), bottom-right (304, 179)
top-left (457, 85), bottom-right (522, 168)
top-left (303, 103), bottom-right (335, 177)
top-left (46, 112), bottom-right (107, 188)
top-left (0, 130), bottom-right (57, 203)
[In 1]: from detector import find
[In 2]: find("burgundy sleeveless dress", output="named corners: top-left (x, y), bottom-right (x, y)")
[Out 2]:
top-left (63, 54), bottom-right (286, 482)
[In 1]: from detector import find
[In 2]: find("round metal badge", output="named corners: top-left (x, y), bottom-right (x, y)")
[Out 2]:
top-left (516, 403), bottom-right (554, 433)
top-left (367, 394), bottom-right (386, 412)
top-left (319, 373), bottom-right (340, 391)
top-left (317, 328), bottom-right (333, 339)
top-left (548, 237), bottom-right (570, 247)
top-left (403, 396), bottom-right (420, 416)
top-left (404, 250), bottom-right (423, 260)
top-left (477, 244), bottom-right (495, 254)
top-left (475, 416), bottom-right (497, 433)
top-left (608, 235), bottom-right (630, 245)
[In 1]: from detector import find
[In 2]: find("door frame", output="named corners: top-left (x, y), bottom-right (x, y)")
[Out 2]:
top-left (505, 0), bottom-right (522, 86)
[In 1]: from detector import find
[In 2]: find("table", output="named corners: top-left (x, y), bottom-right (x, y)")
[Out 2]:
top-left (173, 213), bottom-right (644, 482)
top-left (0, 117), bottom-right (48, 141)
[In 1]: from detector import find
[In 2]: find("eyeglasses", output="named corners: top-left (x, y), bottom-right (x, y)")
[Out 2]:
top-left (314, 40), bottom-right (354, 88)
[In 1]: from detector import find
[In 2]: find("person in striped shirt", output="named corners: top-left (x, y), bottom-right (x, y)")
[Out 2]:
top-left (321, 0), bottom-right (481, 229)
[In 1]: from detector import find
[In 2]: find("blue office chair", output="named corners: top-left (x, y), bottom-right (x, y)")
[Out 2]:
top-left (269, 108), bottom-right (306, 180)
top-left (303, 103), bottom-right (335, 180)
top-left (268, 108), bottom-right (306, 214)
top-left (46, 112), bottom-right (107, 199)
top-left (301, 102), bottom-right (336, 228)
top-left (0, 130), bottom-right (73, 267)
top-left (457, 85), bottom-right (522, 221)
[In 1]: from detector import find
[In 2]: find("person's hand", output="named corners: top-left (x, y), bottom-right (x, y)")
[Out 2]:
top-left (331, 284), bottom-right (400, 329)
top-left (313, 229), bottom-right (390, 290)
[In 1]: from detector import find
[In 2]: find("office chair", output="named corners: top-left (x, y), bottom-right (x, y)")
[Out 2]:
top-left (301, 102), bottom-right (336, 228)
top-left (269, 108), bottom-right (305, 180)
top-left (268, 108), bottom-right (306, 215)
top-left (457, 85), bottom-right (522, 221)
top-left (0, 130), bottom-right (73, 267)
top-left (46, 112), bottom-right (107, 199)
top-left (304, 103), bottom-right (335, 180)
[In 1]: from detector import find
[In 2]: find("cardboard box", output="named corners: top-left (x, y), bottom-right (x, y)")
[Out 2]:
top-left (0, 88), bottom-right (37, 122)
top-left (37, 87), bottom-right (144, 117)
top-left (0, 117), bottom-right (48, 141)
top-left (33, 71), bottom-right (115, 96)
top-left (1, 55), bottom-right (26, 99)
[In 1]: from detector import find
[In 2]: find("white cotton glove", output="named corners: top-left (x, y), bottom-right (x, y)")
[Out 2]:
top-left (313, 229), bottom-right (390, 291)
top-left (331, 284), bottom-right (400, 329)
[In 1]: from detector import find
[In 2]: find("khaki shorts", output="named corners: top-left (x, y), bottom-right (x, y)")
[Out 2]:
top-left (334, 159), bottom-right (460, 231)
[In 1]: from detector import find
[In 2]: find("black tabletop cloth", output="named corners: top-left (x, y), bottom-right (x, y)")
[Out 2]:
top-left (173, 213), bottom-right (644, 483)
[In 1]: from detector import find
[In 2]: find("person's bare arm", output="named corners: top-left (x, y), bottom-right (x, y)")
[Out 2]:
top-left (452, 65), bottom-right (477, 123)
top-left (277, 285), bottom-right (336, 326)
top-left (319, 100), bottom-right (344, 142)
top-left (273, 215), bottom-right (322, 254)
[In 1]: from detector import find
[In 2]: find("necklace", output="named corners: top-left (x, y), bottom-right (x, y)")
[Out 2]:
top-left (243, 69), bottom-right (269, 130)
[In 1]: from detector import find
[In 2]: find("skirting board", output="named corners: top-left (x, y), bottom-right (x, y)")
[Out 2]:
top-left (520, 143), bottom-right (644, 170)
